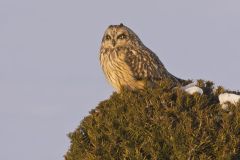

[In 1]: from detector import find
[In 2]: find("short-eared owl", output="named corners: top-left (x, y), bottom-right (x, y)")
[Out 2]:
top-left (100, 23), bottom-right (180, 92)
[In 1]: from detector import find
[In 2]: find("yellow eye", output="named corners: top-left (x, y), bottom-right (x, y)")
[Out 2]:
top-left (117, 34), bottom-right (127, 40)
top-left (105, 35), bottom-right (111, 40)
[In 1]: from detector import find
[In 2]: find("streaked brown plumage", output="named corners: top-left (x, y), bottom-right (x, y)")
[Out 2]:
top-left (100, 23), bottom-right (180, 92)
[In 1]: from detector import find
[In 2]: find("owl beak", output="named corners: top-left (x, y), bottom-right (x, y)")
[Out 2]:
top-left (112, 40), bottom-right (116, 47)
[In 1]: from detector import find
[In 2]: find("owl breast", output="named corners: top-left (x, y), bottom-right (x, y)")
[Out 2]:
top-left (100, 47), bottom-right (145, 92)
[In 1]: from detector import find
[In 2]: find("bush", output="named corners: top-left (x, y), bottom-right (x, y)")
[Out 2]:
top-left (65, 80), bottom-right (240, 160)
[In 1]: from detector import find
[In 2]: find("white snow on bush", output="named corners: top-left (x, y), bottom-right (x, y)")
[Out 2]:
top-left (181, 82), bottom-right (203, 95)
top-left (219, 93), bottom-right (240, 108)
top-left (181, 81), bottom-right (240, 110)
top-left (184, 86), bottom-right (203, 95)
top-left (181, 82), bottom-right (197, 90)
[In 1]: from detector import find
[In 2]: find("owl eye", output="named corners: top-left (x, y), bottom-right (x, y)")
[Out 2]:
top-left (117, 34), bottom-right (127, 40)
top-left (105, 35), bottom-right (111, 40)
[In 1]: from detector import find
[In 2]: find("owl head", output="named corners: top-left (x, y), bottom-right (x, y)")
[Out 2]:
top-left (101, 23), bottom-right (142, 49)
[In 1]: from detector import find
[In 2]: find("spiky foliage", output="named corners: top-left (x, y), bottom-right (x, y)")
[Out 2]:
top-left (65, 80), bottom-right (240, 160)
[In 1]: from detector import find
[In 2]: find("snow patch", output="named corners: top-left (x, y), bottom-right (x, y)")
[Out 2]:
top-left (218, 93), bottom-right (240, 110)
top-left (181, 82), bottom-right (203, 95)
top-left (181, 81), bottom-right (198, 90)
top-left (184, 86), bottom-right (203, 95)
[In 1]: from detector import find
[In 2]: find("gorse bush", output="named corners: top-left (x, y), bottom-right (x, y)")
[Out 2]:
top-left (65, 80), bottom-right (240, 160)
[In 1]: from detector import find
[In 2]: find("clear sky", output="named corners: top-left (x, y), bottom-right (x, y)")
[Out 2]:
top-left (0, 0), bottom-right (239, 159)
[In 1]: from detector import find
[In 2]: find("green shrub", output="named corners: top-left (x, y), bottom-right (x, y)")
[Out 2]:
top-left (65, 80), bottom-right (240, 160)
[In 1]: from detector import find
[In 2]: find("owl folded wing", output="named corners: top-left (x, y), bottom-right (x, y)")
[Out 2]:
top-left (124, 48), bottom-right (169, 81)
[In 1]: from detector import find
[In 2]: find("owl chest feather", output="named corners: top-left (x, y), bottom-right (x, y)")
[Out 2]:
top-left (100, 48), bottom-right (144, 92)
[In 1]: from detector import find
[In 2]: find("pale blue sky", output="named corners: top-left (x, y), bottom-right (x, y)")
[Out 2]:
top-left (0, 0), bottom-right (240, 159)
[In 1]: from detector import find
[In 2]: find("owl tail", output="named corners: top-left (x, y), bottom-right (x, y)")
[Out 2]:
top-left (171, 73), bottom-right (192, 86)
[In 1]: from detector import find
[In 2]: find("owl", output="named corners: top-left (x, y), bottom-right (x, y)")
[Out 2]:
top-left (100, 23), bottom-right (180, 93)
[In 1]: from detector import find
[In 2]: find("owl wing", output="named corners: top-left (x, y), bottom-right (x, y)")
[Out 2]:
top-left (125, 47), bottom-right (172, 81)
